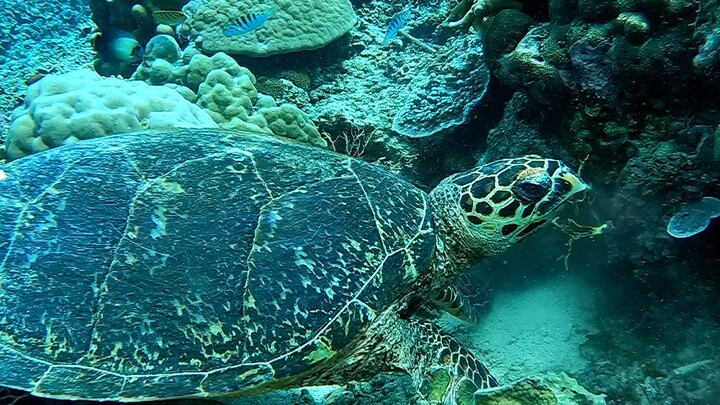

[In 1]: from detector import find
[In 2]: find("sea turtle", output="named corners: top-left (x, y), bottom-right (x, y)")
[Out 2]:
top-left (0, 129), bottom-right (587, 404)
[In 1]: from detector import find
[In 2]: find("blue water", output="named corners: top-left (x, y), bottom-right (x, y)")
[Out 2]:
top-left (1, 0), bottom-right (719, 404)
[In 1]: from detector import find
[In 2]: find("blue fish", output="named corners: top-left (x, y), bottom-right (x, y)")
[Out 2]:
top-left (93, 29), bottom-right (144, 63)
top-left (383, 9), bottom-right (411, 45)
top-left (224, 8), bottom-right (275, 36)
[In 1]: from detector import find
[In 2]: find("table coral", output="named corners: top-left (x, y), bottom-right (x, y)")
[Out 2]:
top-left (391, 34), bottom-right (490, 138)
top-left (179, 0), bottom-right (357, 56)
top-left (5, 70), bottom-right (217, 161)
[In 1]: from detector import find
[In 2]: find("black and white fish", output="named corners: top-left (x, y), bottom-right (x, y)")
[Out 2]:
top-left (383, 9), bottom-right (411, 45)
top-left (224, 8), bottom-right (276, 36)
top-left (152, 10), bottom-right (188, 26)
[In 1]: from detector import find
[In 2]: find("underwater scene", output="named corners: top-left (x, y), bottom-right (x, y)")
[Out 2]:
top-left (0, 0), bottom-right (719, 404)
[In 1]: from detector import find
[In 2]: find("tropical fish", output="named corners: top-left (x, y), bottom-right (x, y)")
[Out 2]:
top-left (92, 29), bottom-right (144, 63)
top-left (24, 68), bottom-right (52, 86)
top-left (152, 10), bottom-right (188, 25)
top-left (383, 9), bottom-right (411, 45)
top-left (224, 8), bottom-right (276, 36)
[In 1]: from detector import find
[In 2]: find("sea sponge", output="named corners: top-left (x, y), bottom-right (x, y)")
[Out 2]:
top-left (178, 0), bottom-right (357, 56)
top-left (5, 70), bottom-right (217, 161)
top-left (667, 197), bottom-right (720, 238)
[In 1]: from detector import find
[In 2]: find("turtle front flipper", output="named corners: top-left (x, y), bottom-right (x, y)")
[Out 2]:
top-left (432, 285), bottom-right (478, 322)
top-left (383, 318), bottom-right (497, 405)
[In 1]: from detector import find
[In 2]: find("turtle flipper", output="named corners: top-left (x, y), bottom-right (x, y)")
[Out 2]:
top-left (385, 318), bottom-right (497, 405)
top-left (432, 285), bottom-right (477, 321)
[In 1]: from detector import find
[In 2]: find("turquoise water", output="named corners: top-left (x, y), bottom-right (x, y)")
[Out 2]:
top-left (1, 1), bottom-right (719, 404)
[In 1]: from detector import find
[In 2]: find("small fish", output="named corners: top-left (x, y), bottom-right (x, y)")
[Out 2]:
top-left (92, 29), bottom-right (144, 63)
top-left (152, 10), bottom-right (188, 25)
top-left (383, 9), bottom-right (411, 45)
top-left (25, 68), bottom-right (52, 86)
top-left (224, 8), bottom-right (276, 36)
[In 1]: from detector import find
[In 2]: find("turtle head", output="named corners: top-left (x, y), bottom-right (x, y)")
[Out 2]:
top-left (429, 156), bottom-right (587, 264)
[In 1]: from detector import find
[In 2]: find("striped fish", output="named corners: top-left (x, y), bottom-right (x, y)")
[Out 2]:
top-left (224, 8), bottom-right (275, 36)
top-left (152, 10), bottom-right (187, 25)
top-left (383, 9), bottom-right (411, 45)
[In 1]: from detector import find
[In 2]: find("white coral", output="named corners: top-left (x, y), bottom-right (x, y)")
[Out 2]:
top-left (5, 70), bottom-right (217, 161)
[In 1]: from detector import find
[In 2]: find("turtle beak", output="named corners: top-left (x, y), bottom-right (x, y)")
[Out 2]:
top-left (535, 164), bottom-right (588, 216)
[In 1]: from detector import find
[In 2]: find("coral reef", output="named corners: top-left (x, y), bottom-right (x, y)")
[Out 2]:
top-left (5, 69), bottom-right (216, 161)
top-left (470, 0), bottom-right (720, 402)
top-left (179, 0), bottom-right (357, 56)
top-left (2, 0), bottom-right (720, 403)
top-left (0, 0), bottom-right (94, 140)
top-left (90, 0), bottom-right (189, 36)
top-left (306, 0), bottom-right (499, 180)
top-left (132, 37), bottom-right (326, 146)
top-left (391, 34), bottom-right (490, 138)
top-left (89, 0), bottom-right (189, 76)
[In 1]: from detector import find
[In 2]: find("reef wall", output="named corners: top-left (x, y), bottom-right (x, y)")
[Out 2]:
top-left (0, 0), bottom-right (94, 141)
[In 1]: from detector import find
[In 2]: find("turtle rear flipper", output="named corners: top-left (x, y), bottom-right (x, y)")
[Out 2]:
top-left (382, 318), bottom-right (497, 405)
top-left (432, 285), bottom-right (478, 322)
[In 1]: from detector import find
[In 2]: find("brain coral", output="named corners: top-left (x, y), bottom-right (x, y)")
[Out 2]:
top-left (179, 0), bottom-right (357, 56)
top-left (5, 69), bottom-right (217, 161)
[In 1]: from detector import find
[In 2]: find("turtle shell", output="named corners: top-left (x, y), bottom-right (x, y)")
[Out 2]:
top-left (0, 129), bottom-right (435, 400)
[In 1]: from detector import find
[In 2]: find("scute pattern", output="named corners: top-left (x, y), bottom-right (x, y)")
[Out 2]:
top-left (454, 156), bottom-right (568, 241)
top-left (0, 129), bottom-right (436, 400)
top-left (85, 151), bottom-right (269, 374)
top-left (0, 152), bottom-right (143, 366)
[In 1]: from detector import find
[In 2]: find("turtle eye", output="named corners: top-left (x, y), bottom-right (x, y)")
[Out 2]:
top-left (511, 173), bottom-right (552, 204)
